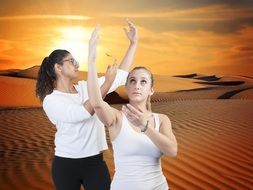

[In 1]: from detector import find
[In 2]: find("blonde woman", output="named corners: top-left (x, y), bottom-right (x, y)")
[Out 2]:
top-left (87, 26), bottom-right (177, 190)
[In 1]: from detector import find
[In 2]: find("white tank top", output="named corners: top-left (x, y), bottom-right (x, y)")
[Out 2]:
top-left (111, 112), bottom-right (169, 190)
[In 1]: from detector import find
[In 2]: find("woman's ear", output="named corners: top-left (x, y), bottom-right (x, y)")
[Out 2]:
top-left (150, 87), bottom-right (154, 95)
top-left (54, 63), bottom-right (62, 74)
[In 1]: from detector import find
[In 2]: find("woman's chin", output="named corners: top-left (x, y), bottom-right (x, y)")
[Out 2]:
top-left (73, 72), bottom-right (79, 78)
top-left (129, 97), bottom-right (144, 103)
top-left (71, 74), bottom-right (79, 80)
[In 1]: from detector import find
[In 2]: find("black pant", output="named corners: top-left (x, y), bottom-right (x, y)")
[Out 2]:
top-left (52, 153), bottom-right (111, 190)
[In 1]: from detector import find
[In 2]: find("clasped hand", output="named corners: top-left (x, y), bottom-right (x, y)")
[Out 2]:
top-left (122, 104), bottom-right (152, 131)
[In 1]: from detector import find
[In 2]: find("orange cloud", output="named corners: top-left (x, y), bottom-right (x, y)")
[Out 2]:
top-left (0, 1), bottom-right (253, 76)
top-left (0, 15), bottom-right (91, 21)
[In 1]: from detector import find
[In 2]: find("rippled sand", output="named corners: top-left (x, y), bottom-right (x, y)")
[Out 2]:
top-left (1, 100), bottom-right (253, 190)
top-left (1, 70), bottom-right (253, 189)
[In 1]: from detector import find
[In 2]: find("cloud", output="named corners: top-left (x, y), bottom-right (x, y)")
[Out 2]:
top-left (1, 1), bottom-right (253, 34)
top-left (0, 0), bottom-right (252, 76)
top-left (0, 15), bottom-right (91, 21)
top-left (130, 5), bottom-right (253, 33)
top-left (91, 4), bottom-right (253, 34)
top-left (0, 57), bottom-right (18, 70)
top-left (134, 24), bottom-right (253, 75)
top-left (0, 58), bottom-right (15, 65)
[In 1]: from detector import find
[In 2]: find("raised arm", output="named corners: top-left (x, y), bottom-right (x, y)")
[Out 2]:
top-left (83, 66), bottom-right (117, 115)
top-left (87, 26), bottom-right (118, 127)
top-left (118, 19), bottom-right (138, 71)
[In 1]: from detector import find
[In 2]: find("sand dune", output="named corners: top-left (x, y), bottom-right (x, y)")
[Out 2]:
top-left (1, 100), bottom-right (253, 190)
top-left (112, 75), bottom-right (215, 100)
top-left (194, 75), bottom-right (221, 81)
top-left (217, 87), bottom-right (253, 99)
top-left (0, 69), bottom-right (21, 76)
top-left (16, 66), bottom-right (40, 79)
top-left (0, 108), bottom-right (55, 190)
top-left (0, 71), bottom-right (253, 108)
top-left (0, 76), bottom-right (40, 107)
top-left (0, 67), bottom-right (216, 107)
top-left (195, 81), bottom-right (245, 86)
top-left (152, 100), bottom-right (253, 190)
top-left (1, 66), bottom-right (252, 107)
top-left (231, 88), bottom-right (253, 99)
top-left (150, 74), bottom-right (253, 101)
top-left (151, 87), bottom-right (253, 102)
top-left (174, 73), bottom-right (222, 82)
top-left (1, 67), bottom-right (253, 189)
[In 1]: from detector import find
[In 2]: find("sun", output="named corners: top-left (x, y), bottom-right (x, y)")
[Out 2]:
top-left (52, 26), bottom-right (91, 70)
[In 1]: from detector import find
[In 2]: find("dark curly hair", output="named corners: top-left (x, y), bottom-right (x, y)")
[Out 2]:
top-left (36, 49), bottom-right (70, 102)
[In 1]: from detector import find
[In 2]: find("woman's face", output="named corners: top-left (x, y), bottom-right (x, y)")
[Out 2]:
top-left (125, 69), bottom-right (153, 103)
top-left (57, 53), bottom-right (80, 79)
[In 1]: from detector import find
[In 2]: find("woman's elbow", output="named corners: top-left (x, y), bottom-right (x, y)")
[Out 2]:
top-left (170, 145), bottom-right (178, 157)
top-left (165, 144), bottom-right (178, 158)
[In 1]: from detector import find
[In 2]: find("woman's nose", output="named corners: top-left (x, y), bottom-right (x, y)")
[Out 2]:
top-left (134, 82), bottom-right (141, 89)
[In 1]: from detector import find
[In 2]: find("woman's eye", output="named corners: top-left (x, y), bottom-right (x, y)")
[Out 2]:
top-left (141, 80), bottom-right (147, 84)
top-left (130, 79), bottom-right (136, 83)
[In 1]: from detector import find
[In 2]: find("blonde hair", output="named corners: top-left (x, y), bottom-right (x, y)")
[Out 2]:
top-left (126, 66), bottom-right (154, 111)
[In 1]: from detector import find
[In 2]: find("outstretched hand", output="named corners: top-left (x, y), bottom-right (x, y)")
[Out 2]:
top-left (105, 62), bottom-right (118, 85)
top-left (88, 25), bottom-right (100, 63)
top-left (124, 19), bottom-right (138, 44)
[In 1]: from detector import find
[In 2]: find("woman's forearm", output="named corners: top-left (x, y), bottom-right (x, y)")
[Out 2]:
top-left (119, 42), bottom-right (137, 71)
top-left (83, 80), bottom-right (112, 115)
top-left (87, 59), bottom-right (104, 108)
top-left (118, 19), bottom-right (138, 71)
top-left (144, 127), bottom-right (178, 157)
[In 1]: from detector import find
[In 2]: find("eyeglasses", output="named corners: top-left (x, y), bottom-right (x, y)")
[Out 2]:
top-left (59, 58), bottom-right (79, 66)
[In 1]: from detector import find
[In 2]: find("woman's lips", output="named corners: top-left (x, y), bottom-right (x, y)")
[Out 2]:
top-left (132, 92), bottom-right (141, 95)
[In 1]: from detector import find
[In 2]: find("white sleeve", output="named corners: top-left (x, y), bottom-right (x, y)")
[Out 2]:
top-left (43, 96), bottom-right (91, 124)
top-left (76, 69), bottom-right (128, 102)
top-left (97, 69), bottom-right (128, 93)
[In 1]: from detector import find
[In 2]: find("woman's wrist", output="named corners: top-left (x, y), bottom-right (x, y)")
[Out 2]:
top-left (141, 120), bottom-right (149, 133)
top-left (104, 79), bottom-right (113, 88)
top-left (130, 41), bottom-right (137, 46)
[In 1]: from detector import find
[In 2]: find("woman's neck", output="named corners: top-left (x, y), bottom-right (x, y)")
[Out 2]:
top-left (129, 101), bottom-right (150, 113)
top-left (55, 78), bottom-right (76, 93)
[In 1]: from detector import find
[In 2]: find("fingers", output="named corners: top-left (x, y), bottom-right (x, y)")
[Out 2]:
top-left (123, 27), bottom-right (128, 36)
top-left (124, 18), bottom-right (136, 32)
top-left (107, 65), bottom-right (111, 70)
top-left (122, 105), bottom-right (137, 119)
top-left (106, 64), bottom-right (117, 72)
top-left (90, 25), bottom-right (100, 44)
top-left (126, 18), bottom-right (135, 28)
top-left (126, 104), bottom-right (143, 115)
top-left (92, 25), bottom-right (100, 37)
top-left (122, 105), bottom-right (144, 127)
top-left (112, 61), bottom-right (118, 68)
top-left (122, 104), bottom-right (143, 124)
top-left (124, 19), bottom-right (137, 43)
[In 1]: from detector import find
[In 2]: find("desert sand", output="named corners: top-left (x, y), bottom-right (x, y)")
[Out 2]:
top-left (0, 67), bottom-right (253, 190)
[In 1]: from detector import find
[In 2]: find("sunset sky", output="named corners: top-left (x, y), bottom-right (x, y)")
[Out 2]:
top-left (0, 0), bottom-right (253, 76)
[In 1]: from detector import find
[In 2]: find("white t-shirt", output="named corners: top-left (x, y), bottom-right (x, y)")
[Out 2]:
top-left (43, 69), bottom-right (128, 158)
